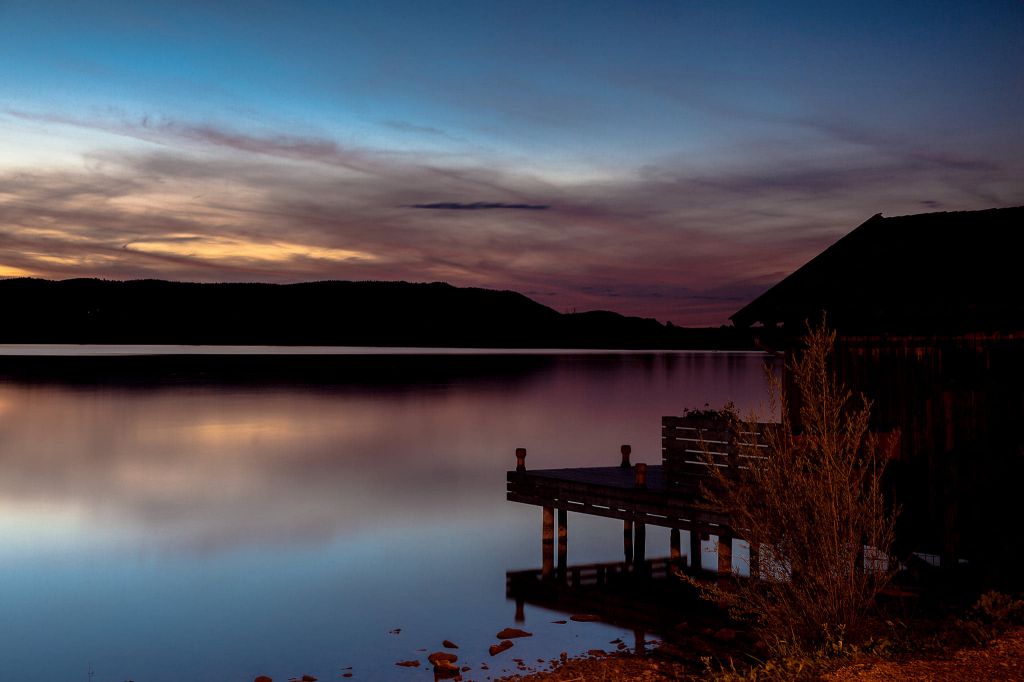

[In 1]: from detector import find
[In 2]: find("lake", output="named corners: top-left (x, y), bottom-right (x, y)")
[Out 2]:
top-left (0, 348), bottom-right (773, 681)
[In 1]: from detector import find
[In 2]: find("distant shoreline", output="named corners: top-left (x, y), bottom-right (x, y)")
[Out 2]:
top-left (0, 278), bottom-right (767, 350)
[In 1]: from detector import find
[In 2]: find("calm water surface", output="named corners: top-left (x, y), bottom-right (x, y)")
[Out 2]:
top-left (0, 349), bottom-right (773, 681)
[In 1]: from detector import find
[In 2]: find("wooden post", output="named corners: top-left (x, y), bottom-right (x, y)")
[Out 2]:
top-left (515, 447), bottom-right (527, 472)
top-left (634, 462), bottom-right (647, 488)
top-left (689, 528), bottom-right (702, 571)
top-left (514, 597), bottom-right (525, 623)
top-left (718, 534), bottom-right (733, 575)
top-left (557, 508), bottom-right (568, 573)
top-left (634, 522), bottom-right (646, 572)
top-left (623, 520), bottom-right (634, 563)
top-left (620, 444), bottom-right (632, 467)
top-left (670, 528), bottom-right (681, 562)
top-left (542, 506), bottom-right (554, 578)
top-left (634, 628), bottom-right (645, 656)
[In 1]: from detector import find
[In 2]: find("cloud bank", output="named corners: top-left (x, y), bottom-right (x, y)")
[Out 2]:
top-left (2, 110), bottom-right (1021, 324)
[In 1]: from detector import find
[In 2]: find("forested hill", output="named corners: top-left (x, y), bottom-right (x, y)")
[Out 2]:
top-left (0, 278), bottom-right (758, 349)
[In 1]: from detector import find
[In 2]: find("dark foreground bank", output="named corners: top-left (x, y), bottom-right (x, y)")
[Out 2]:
top-left (491, 627), bottom-right (1024, 681)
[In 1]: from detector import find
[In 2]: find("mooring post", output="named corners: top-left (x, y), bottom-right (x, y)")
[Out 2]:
top-left (718, 534), bottom-right (733, 575)
top-left (620, 444), bottom-right (632, 467)
top-left (623, 520), bottom-right (634, 564)
top-left (515, 447), bottom-right (527, 472)
top-left (633, 462), bottom-right (647, 488)
top-left (514, 597), bottom-right (525, 623)
top-left (670, 528), bottom-right (681, 562)
top-left (557, 508), bottom-right (568, 574)
top-left (689, 527), bottom-right (702, 571)
top-left (542, 506), bottom-right (555, 578)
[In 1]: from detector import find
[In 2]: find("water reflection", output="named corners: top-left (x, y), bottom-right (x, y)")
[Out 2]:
top-left (0, 351), bottom-right (772, 680)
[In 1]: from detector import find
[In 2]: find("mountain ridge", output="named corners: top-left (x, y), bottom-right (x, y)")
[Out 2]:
top-left (0, 277), bottom-right (756, 349)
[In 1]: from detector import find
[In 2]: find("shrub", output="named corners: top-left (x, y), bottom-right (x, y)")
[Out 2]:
top-left (694, 321), bottom-right (899, 652)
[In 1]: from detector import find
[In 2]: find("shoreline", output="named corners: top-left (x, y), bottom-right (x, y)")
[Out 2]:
top-left (491, 626), bottom-right (1024, 682)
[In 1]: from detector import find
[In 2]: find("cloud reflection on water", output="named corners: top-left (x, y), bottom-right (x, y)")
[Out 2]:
top-left (0, 353), bottom-right (775, 555)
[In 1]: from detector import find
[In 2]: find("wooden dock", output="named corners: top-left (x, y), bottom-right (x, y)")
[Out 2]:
top-left (505, 418), bottom-right (770, 578)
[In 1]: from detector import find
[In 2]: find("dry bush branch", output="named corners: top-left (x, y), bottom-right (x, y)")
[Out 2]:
top-left (692, 320), bottom-right (899, 653)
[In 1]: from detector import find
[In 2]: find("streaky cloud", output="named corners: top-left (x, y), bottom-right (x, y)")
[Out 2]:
top-left (410, 201), bottom-right (550, 210)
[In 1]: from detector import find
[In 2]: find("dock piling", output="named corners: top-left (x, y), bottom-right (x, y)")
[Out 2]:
top-left (620, 444), bottom-right (632, 467)
top-left (634, 522), bottom-right (646, 572)
top-left (515, 447), bottom-right (527, 472)
top-left (542, 506), bottom-right (555, 578)
top-left (557, 508), bottom-right (568, 572)
top-left (623, 520), bottom-right (634, 563)
top-left (718, 534), bottom-right (733, 575)
top-left (689, 528), bottom-right (702, 571)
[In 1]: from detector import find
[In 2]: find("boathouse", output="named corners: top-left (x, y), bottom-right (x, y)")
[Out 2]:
top-left (731, 206), bottom-right (1024, 585)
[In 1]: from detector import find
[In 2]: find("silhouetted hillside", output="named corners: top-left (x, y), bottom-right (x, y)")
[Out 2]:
top-left (0, 278), bottom-right (759, 349)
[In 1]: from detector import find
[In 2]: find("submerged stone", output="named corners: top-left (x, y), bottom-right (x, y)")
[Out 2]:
top-left (489, 640), bottom-right (514, 656)
top-left (496, 627), bottom-right (532, 639)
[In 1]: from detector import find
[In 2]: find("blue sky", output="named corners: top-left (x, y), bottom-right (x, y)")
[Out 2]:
top-left (2, 1), bottom-right (1022, 323)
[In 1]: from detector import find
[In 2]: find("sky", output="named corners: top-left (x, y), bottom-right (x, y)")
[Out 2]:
top-left (1, 1), bottom-right (1022, 325)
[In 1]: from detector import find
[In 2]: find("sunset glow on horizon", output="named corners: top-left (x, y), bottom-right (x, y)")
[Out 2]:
top-left (2, 1), bottom-right (1022, 324)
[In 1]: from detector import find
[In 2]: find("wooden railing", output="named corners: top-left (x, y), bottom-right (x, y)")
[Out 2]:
top-left (662, 416), bottom-right (771, 491)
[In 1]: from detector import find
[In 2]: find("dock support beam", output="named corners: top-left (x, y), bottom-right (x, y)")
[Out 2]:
top-left (670, 528), bottom-right (681, 562)
top-left (623, 520), bottom-right (633, 564)
top-left (557, 508), bottom-right (568, 573)
top-left (542, 506), bottom-right (555, 578)
top-left (718, 534), bottom-right (733, 575)
top-left (634, 522), bottom-right (646, 573)
top-left (690, 528), bottom-right (702, 571)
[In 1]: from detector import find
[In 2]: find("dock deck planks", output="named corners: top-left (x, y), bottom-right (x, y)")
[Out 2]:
top-left (506, 464), bottom-right (730, 531)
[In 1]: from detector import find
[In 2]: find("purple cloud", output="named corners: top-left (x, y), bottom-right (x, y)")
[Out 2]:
top-left (2, 110), bottom-right (1022, 325)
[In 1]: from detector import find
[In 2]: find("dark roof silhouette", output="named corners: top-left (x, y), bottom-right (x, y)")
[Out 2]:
top-left (730, 206), bottom-right (1024, 333)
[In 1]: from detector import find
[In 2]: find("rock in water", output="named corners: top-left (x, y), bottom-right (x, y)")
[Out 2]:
top-left (428, 651), bottom-right (459, 666)
top-left (496, 627), bottom-right (532, 639)
top-left (254, 677), bottom-right (272, 682)
top-left (430, 654), bottom-right (460, 677)
top-left (443, 639), bottom-right (459, 648)
top-left (489, 640), bottom-right (514, 656)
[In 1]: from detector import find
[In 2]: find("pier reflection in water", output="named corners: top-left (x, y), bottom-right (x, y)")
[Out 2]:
top-left (505, 555), bottom-right (742, 660)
